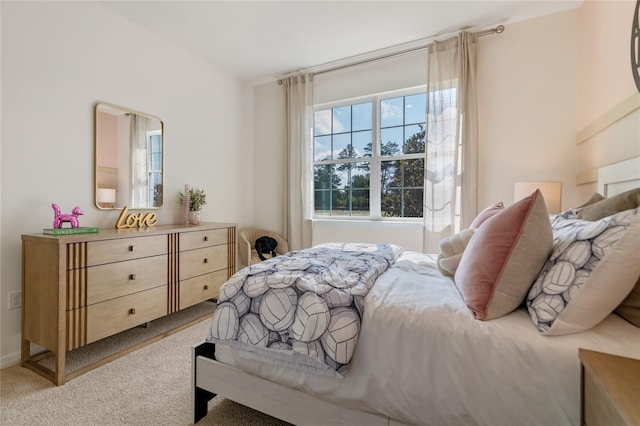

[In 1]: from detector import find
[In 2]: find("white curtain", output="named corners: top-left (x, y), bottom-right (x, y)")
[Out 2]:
top-left (283, 74), bottom-right (314, 250)
top-left (423, 32), bottom-right (479, 253)
top-left (130, 114), bottom-right (149, 207)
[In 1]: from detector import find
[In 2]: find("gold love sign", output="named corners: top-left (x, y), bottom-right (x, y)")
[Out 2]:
top-left (116, 206), bottom-right (158, 229)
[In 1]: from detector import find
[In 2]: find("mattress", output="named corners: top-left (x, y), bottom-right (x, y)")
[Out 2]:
top-left (212, 251), bottom-right (640, 425)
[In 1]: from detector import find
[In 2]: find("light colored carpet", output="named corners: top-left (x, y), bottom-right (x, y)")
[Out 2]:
top-left (1, 312), bottom-right (290, 425)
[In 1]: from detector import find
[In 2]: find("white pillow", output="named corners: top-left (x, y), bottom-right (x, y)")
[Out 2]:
top-left (527, 208), bottom-right (640, 335)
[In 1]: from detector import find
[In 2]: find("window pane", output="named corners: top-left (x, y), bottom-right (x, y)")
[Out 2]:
top-left (404, 158), bottom-right (424, 187)
top-left (314, 164), bottom-right (335, 190)
top-left (149, 172), bottom-right (163, 207)
top-left (352, 130), bottom-right (371, 158)
top-left (380, 127), bottom-right (402, 156)
top-left (381, 97), bottom-right (403, 127)
top-left (334, 164), bottom-right (349, 189)
top-left (403, 189), bottom-right (424, 217)
top-left (404, 124), bottom-right (425, 154)
top-left (351, 162), bottom-right (370, 189)
top-left (380, 159), bottom-right (424, 218)
top-left (352, 103), bottom-right (372, 131)
top-left (381, 189), bottom-right (402, 217)
top-left (381, 160), bottom-right (401, 188)
top-left (351, 189), bottom-right (370, 216)
top-left (314, 162), bottom-right (372, 217)
top-left (405, 93), bottom-right (426, 125)
top-left (150, 152), bottom-right (162, 169)
top-left (333, 134), bottom-right (351, 159)
top-left (315, 190), bottom-right (331, 216)
top-left (314, 135), bottom-right (331, 161)
top-left (150, 135), bottom-right (162, 152)
top-left (333, 106), bottom-right (351, 133)
top-left (332, 189), bottom-right (349, 215)
top-left (314, 110), bottom-right (332, 136)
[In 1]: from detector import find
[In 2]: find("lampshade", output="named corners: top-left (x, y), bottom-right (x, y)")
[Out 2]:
top-left (97, 188), bottom-right (116, 205)
top-left (514, 181), bottom-right (562, 214)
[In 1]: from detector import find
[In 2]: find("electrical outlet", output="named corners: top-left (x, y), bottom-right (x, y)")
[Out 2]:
top-left (8, 291), bottom-right (22, 310)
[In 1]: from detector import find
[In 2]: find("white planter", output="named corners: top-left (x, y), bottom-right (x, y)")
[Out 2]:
top-left (189, 210), bottom-right (202, 225)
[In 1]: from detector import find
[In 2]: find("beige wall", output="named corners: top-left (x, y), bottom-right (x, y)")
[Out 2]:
top-left (254, 7), bottom-right (587, 250)
top-left (252, 83), bottom-right (285, 235)
top-left (575, 0), bottom-right (640, 200)
top-left (578, 0), bottom-right (637, 130)
top-left (477, 9), bottom-right (581, 210)
top-left (254, 3), bottom-right (638, 250)
top-left (0, 2), bottom-right (254, 366)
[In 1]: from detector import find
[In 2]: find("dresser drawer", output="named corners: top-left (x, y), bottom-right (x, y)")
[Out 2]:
top-left (180, 245), bottom-right (228, 280)
top-left (86, 286), bottom-right (167, 343)
top-left (86, 235), bottom-right (167, 266)
top-left (86, 255), bottom-right (167, 305)
top-left (179, 270), bottom-right (227, 310)
top-left (180, 229), bottom-right (228, 251)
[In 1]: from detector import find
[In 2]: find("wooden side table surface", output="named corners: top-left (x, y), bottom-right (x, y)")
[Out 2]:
top-left (579, 348), bottom-right (640, 426)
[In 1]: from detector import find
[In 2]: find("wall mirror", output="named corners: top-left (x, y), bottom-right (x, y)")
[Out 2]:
top-left (95, 103), bottom-right (164, 209)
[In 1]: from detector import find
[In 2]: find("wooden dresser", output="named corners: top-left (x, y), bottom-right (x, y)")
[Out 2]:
top-left (21, 222), bottom-right (236, 385)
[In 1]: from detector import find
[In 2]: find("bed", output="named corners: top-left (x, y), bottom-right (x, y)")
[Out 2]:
top-left (191, 157), bottom-right (640, 425)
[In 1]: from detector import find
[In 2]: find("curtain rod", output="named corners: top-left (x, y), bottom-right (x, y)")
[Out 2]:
top-left (277, 25), bottom-right (504, 85)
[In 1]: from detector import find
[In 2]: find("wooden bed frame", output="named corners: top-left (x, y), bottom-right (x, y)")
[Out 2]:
top-left (191, 342), bottom-right (407, 425)
top-left (191, 156), bottom-right (640, 425)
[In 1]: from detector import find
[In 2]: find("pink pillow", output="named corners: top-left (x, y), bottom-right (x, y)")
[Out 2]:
top-left (470, 201), bottom-right (504, 228)
top-left (454, 190), bottom-right (552, 320)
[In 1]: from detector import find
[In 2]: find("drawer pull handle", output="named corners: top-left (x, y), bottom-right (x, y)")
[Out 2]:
top-left (129, 274), bottom-right (136, 280)
top-left (204, 258), bottom-right (208, 264)
top-left (129, 245), bottom-right (134, 252)
top-left (204, 236), bottom-right (209, 242)
top-left (130, 308), bottom-right (136, 315)
top-left (204, 285), bottom-right (209, 290)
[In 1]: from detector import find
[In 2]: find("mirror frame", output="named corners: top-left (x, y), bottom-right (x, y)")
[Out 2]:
top-left (94, 102), bottom-right (165, 210)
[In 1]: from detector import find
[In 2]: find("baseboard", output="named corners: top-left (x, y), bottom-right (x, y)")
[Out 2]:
top-left (1, 351), bottom-right (21, 369)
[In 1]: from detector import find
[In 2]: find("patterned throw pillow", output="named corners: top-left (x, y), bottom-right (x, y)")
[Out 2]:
top-left (527, 208), bottom-right (640, 335)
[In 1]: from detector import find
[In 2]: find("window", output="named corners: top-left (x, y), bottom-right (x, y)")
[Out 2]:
top-left (313, 89), bottom-right (427, 219)
top-left (147, 130), bottom-right (163, 207)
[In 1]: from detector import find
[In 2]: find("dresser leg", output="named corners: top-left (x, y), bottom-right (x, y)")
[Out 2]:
top-left (21, 338), bottom-right (30, 365)
top-left (55, 341), bottom-right (66, 385)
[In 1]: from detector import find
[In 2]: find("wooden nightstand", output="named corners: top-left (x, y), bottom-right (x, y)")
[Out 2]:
top-left (579, 349), bottom-right (640, 425)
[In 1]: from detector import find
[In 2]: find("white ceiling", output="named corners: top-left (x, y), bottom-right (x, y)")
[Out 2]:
top-left (102, 1), bottom-right (582, 84)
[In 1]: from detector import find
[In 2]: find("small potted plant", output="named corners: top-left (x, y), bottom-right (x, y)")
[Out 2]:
top-left (179, 187), bottom-right (207, 224)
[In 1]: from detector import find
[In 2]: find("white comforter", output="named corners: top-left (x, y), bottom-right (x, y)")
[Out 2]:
top-left (215, 251), bottom-right (640, 425)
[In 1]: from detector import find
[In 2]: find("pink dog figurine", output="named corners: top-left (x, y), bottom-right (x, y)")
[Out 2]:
top-left (52, 203), bottom-right (84, 229)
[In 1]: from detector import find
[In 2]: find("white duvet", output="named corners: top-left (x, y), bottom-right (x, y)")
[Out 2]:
top-left (215, 251), bottom-right (640, 425)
